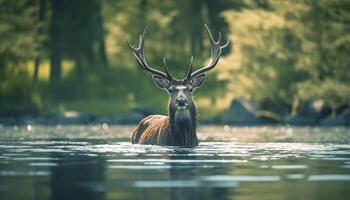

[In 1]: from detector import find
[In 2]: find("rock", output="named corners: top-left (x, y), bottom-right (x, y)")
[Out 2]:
top-left (255, 111), bottom-right (282, 124)
top-left (286, 100), bottom-right (331, 125)
top-left (224, 99), bottom-right (265, 125)
top-left (335, 104), bottom-right (349, 114)
top-left (259, 98), bottom-right (291, 116)
top-left (321, 109), bottom-right (350, 126)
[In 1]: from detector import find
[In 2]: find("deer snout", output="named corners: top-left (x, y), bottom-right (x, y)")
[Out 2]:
top-left (175, 97), bottom-right (188, 108)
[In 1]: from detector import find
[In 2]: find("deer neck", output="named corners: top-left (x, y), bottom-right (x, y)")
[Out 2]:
top-left (168, 102), bottom-right (198, 147)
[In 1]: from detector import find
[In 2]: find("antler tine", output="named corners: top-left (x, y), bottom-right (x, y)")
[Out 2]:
top-left (127, 27), bottom-right (169, 80)
top-left (190, 24), bottom-right (229, 79)
top-left (186, 56), bottom-right (193, 80)
top-left (163, 57), bottom-right (173, 80)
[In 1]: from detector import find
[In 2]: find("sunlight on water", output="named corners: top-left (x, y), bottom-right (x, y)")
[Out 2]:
top-left (308, 175), bottom-right (350, 181)
top-left (0, 125), bottom-right (350, 200)
top-left (200, 175), bottom-right (281, 182)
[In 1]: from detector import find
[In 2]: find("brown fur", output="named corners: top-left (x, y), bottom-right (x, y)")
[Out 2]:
top-left (131, 102), bottom-right (198, 147)
top-left (131, 115), bottom-right (170, 145)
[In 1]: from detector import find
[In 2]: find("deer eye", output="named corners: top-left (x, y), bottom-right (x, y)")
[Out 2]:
top-left (168, 87), bottom-right (175, 93)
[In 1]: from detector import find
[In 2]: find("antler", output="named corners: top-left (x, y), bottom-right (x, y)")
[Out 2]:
top-left (186, 56), bottom-right (193, 80)
top-left (128, 28), bottom-right (173, 80)
top-left (188, 24), bottom-right (229, 80)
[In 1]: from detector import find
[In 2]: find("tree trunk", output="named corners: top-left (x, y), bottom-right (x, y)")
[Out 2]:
top-left (33, 57), bottom-right (41, 80)
top-left (191, 0), bottom-right (203, 57)
top-left (96, 0), bottom-right (108, 67)
top-left (205, 0), bottom-right (221, 31)
top-left (50, 0), bottom-right (62, 83)
top-left (33, 0), bottom-right (46, 80)
top-left (205, 0), bottom-right (230, 54)
top-left (311, 0), bottom-right (332, 80)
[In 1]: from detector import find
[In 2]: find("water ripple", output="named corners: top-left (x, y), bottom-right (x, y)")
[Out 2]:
top-left (308, 175), bottom-right (350, 181)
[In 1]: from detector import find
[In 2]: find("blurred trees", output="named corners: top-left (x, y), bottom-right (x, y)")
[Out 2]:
top-left (0, 0), bottom-right (349, 117)
top-left (0, 0), bottom-right (39, 70)
top-left (33, 0), bottom-right (47, 80)
top-left (297, 0), bottom-right (350, 112)
top-left (50, 0), bottom-right (108, 82)
top-left (50, 0), bottom-right (62, 83)
top-left (0, 0), bottom-right (45, 116)
top-left (220, 0), bottom-right (350, 114)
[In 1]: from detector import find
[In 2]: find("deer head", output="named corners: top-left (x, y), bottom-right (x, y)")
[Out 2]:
top-left (128, 25), bottom-right (228, 113)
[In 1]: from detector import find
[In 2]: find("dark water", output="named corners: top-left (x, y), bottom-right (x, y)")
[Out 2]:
top-left (0, 125), bottom-right (350, 200)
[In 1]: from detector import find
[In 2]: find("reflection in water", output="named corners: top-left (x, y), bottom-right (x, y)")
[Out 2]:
top-left (0, 126), bottom-right (350, 200)
top-left (168, 152), bottom-right (199, 200)
top-left (130, 151), bottom-right (232, 200)
top-left (50, 153), bottom-right (106, 200)
top-left (167, 151), bottom-right (231, 200)
top-left (172, 152), bottom-right (198, 200)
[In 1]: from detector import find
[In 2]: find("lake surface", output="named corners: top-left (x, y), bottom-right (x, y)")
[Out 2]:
top-left (0, 125), bottom-right (350, 200)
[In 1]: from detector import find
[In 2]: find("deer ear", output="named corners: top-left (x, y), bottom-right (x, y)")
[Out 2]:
top-left (191, 74), bottom-right (206, 88)
top-left (153, 75), bottom-right (170, 89)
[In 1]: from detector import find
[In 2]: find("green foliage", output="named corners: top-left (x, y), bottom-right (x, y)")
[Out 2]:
top-left (0, 0), bottom-right (349, 117)
top-left (0, 0), bottom-right (39, 67)
top-left (297, 79), bottom-right (350, 110)
top-left (0, 68), bottom-right (44, 116)
top-left (220, 0), bottom-right (350, 113)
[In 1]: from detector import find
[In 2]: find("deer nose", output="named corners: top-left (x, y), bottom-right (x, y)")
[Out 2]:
top-left (175, 97), bottom-right (188, 107)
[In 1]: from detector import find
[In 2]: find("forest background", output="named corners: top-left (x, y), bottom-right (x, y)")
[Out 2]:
top-left (0, 0), bottom-right (349, 122)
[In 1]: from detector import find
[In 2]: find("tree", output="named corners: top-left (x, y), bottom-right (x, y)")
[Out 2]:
top-left (0, 0), bottom-right (38, 70)
top-left (50, 0), bottom-right (63, 83)
top-left (296, 0), bottom-right (350, 111)
top-left (33, 0), bottom-right (47, 80)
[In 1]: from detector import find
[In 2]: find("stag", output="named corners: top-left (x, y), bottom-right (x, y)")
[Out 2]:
top-left (128, 25), bottom-right (228, 147)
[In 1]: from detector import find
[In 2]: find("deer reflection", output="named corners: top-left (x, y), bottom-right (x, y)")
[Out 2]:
top-left (167, 150), bottom-right (198, 200)
top-left (166, 150), bottom-right (230, 200)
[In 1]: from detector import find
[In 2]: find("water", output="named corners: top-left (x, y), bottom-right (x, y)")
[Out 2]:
top-left (0, 125), bottom-right (350, 200)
